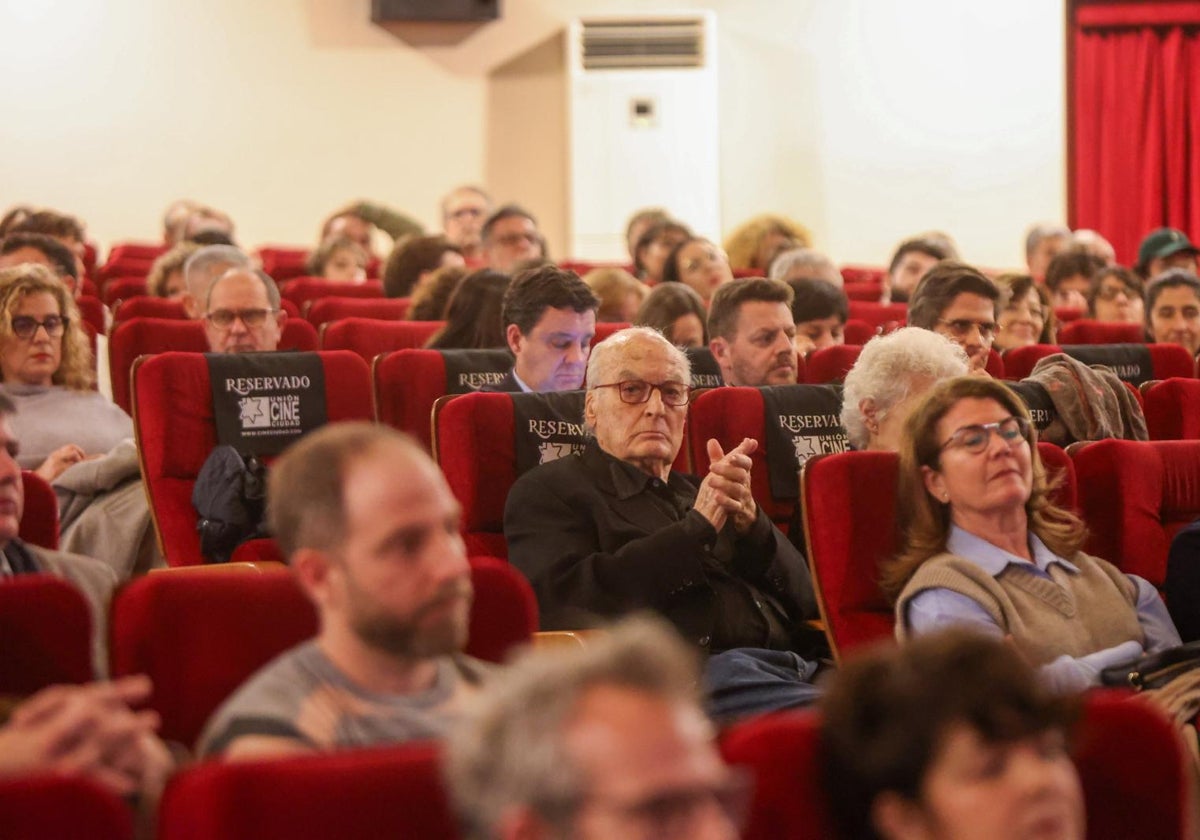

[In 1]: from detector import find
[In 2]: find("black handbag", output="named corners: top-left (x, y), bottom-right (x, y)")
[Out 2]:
top-left (1100, 640), bottom-right (1200, 691)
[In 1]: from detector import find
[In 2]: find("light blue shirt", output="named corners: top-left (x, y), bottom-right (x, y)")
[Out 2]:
top-left (905, 526), bottom-right (1180, 693)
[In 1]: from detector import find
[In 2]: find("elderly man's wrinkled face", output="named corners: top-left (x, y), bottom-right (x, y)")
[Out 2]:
top-left (585, 338), bottom-right (689, 477)
top-left (204, 271), bottom-right (284, 354)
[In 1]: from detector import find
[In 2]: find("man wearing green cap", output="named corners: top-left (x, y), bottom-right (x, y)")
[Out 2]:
top-left (1136, 228), bottom-right (1199, 280)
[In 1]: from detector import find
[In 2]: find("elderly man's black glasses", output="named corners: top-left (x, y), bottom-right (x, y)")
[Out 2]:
top-left (11, 315), bottom-right (67, 340)
top-left (593, 380), bottom-right (691, 406)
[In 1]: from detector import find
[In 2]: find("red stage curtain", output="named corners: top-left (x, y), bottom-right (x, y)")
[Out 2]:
top-left (1071, 3), bottom-right (1200, 265)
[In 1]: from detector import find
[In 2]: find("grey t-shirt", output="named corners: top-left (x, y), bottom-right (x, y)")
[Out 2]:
top-left (197, 641), bottom-right (489, 757)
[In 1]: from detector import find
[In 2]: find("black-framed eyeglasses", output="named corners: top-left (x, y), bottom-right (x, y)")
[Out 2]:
top-left (936, 318), bottom-right (998, 340)
top-left (940, 415), bottom-right (1032, 454)
top-left (593, 379), bottom-right (691, 407)
top-left (11, 315), bottom-right (67, 340)
top-left (205, 308), bottom-right (277, 329)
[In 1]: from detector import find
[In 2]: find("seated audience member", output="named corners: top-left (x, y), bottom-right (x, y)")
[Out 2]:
top-left (907, 261), bottom-right (1001, 375)
top-left (787, 277), bottom-right (848, 349)
top-left (0, 233), bottom-right (81, 296)
top-left (0, 677), bottom-right (173, 808)
top-left (634, 282), bottom-right (708, 349)
top-left (887, 376), bottom-right (1180, 694)
top-left (383, 234), bottom-right (465, 299)
top-left (482, 205), bottom-right (544, 274)
top-left (1045, 252), bottom-right (1104, 311)
top-left (821, 630), bottom-right (1086, 840)
top-left (203, 269), bottom-right (286, 354)
top-left (198, 423), bottom-right (485, 759)
top-left (1087, 265), bottom-right (1144, 324)
top-left (633, 219), bottom-right (691, 286)
top-left (180, 205), bottom-right (236, 245)
top-left (662, 237), bottom-right (735, 306)
top-left (305, 235), bottom-right (367, 283)
top-left (1167, 518), bottom-right (1200, 642)
top-left (993, 273), bottom-right (1054, 351)
top-left (145, 242), bottom-right (200, 300)
top-left (1070, 228), bottom-right (1116, 264)
top-left (505, 327), bottom-right (818, 653)
top-left (162, 199), bottom-right (201, 246)
top-left (5, 209), bottom-right (88, 283)
top-left (0, 390), bottom-right (116, 673)
top-left (447, 616), bottom-right (743, 840)
top-left (723, 214), bottom-right (811, 273)
top-left (1145, 269), bottom-right (1200, 356)
top-left (1025, 222), bottom-right (1071, 282)
top-left (408, 264), bottom-right (468, 321)
top-left (624, 206), bottom-right (671, 263)
top-left (708, 278), bottom-right (799, 386)
top-left (841, 328), bottom-right (969, 451)
top-left (320, 201), bottom-right (424, 259)
top-left (1136, 227), bottom-right (1199, 280)
top-left (181, 244), bottom-right (251, 319)
top-left (768, 247), bottom-right (843, 288)
top-left (583, 266), bottom-right (646, 323)
top-left (441, 186), bottom-right (492, 261)
top-left (0, 265), bottom-right (152, 579)
top-left (489, 266), bottom-right (598, 393)
top-left (426, 269), bottom-right (510, 350)
top-left (881, 236), bottom-right (949, 303)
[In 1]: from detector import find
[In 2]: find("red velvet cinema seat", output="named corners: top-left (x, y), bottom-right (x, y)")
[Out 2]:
top-left (131, 350), bottom-right (372, 566)
top-left (0, 775), bottom-right (134, 840)
top-left (110, 558), bottom-right (535, 749)
top-left (157, 742), bottom-right (458, 840)
top-left (720, 690), bottom-right (1189, 840)
top-left (1056, 319), bottom-right (1146, 345)
top-left (0, 574), bottom-right (94, 693)
top-left (803, 344), bottom-right (862, 384)
top-left (306, 295), bottom-right (410, 328)
top-left (802, 446), bottom-right (1077, 661)
top-left (1070, 439), bottom-right (1200, 589)
top-left (1002, 343), bottom-right (1195, 382)
top-left (19, 470), bottom-right (59, 550)
top-left (109, 317), bottom-right (319, 413)
top-left (1143, 378), bottom-right (1200, 440)
top-left (280, 278), bottom-right (383, 314)
top-left (321, 318), bottom-right (445, 360)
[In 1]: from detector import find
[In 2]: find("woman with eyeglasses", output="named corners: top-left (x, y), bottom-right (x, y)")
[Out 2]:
top-left (885, 376), bottom-right (1180, 693)
top-left (0, 263), bottom-right (132, 483)
top-left (1086, 265), bottom-right (1145, 324)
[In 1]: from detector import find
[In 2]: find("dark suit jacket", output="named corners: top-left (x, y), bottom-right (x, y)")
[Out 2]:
top-left (504, 443), bottom-right (818, 654)
top-left (480, 369), bottom-right (522, 393)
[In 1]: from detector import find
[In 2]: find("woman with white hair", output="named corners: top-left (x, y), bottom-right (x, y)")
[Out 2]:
top-left (840, 327), bottom-right (969, 451)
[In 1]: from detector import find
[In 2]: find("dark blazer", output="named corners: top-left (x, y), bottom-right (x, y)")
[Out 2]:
top-left (480, 369), bottom-right (522, 393)
top-left (504, 443), bottom-right (818, 653)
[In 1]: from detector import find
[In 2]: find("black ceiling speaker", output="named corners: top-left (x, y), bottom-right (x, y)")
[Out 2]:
top-left (371, 0), bottom-right (499, 23)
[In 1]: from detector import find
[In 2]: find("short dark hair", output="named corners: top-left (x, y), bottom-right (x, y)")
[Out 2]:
top-left (706, 277), bottom-right (793, 341)
top-left (382, 234), bottom-right (461, 298)
top-left (633, 220), bottom-right (692, 273)
top-left (427, 269), bottom-right (511, 350)
top-left (7, 210), bottom-right (84, 244)
top-left (1145, 269), bottom-right (1200, 322)
top-left (1087, 266), bottom-right (1143, 316)
top-left (0, 233), bottom-right (78, 281)
top-left (788, 278), bottom-right (848, 325)
top-left (888, 237), bottom-right (949, 276)
top-left (501, 265), bottom-right (598, 335)
top-left (1044, 251), bottom-right (1105, 293)
top-left (482, 204), bottom-right (537, 244)
top-left (634, 283), bottom-right (708, 345)
top-left (188, 229), bottom-right (236, 247)
top-left (907, 261), bottom-right (1001, 330)
top-left (820, 630), bottom-right (1078, 840)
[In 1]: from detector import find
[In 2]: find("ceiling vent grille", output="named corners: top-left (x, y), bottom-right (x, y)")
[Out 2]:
top-left (579, 18), bottom-right (706, 70)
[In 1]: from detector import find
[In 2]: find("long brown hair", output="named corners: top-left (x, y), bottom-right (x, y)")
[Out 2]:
top-left (882, 376), bottom-right (1085, 601)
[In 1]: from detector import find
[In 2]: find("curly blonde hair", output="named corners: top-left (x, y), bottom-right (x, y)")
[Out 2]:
top-left (0, 264), bottom-right (94, 390)
top-left (722, 214), bottom-right (812, 271)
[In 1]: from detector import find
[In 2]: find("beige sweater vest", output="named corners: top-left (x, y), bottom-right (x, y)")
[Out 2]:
top-left (895, 551), bottom-right (1143, 667)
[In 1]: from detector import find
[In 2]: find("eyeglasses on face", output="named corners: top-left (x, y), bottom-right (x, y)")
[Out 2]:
top-left (205, 308), bottom-right (277, 329)
top-left (11, 315), bottom-right (67, 340)
top-left (936, 318), bottom-right (998, 340)
top-left (1097, 283), bottom-right (1133, 301)
top-left (593, 379), bottom-right (691, 407)
top-left (940, 415), bottom-right (1031, 454)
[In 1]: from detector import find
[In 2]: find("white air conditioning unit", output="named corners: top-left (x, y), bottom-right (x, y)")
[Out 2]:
top-left (567, 12), bottom-right (720, 262)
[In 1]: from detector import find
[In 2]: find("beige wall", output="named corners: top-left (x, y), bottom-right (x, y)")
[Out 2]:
top-left (0, 0), bottom-right (1064, 269)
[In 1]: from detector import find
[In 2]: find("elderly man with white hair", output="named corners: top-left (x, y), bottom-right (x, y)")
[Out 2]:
top-left (504, 326), bottom-right (817, 657)
top-left (768, 247), bottom-right (843, 287)
top-left (840, 327), bottom-right (969, 452)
